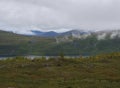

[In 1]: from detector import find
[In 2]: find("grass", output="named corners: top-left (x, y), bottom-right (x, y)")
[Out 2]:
top-left (0, 52), bottom-right (120, 88)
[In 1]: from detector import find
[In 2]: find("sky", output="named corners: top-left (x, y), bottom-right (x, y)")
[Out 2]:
top-left (0, 0), bottom-right (120, 33)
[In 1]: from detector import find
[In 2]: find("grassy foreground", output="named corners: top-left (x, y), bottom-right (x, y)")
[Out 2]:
top-left (0, 53), bottom-right (120, 88)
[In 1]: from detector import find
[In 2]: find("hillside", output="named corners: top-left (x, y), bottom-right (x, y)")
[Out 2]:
top-left (0, 30), bottom-right (120, 56)
top-left (0, 52), bottom-right (120, 88)
top-left (54, 36), bottom-right (120, 55)
top-left (0, 30), bottom-right (55, 56)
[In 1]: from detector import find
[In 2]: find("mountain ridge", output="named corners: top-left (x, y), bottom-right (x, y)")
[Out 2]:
top-left (0, 29), bottom-right (120, 56)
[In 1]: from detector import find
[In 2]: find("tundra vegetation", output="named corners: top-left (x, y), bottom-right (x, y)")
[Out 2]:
top-left (0, 52), bottom-right (120, 88)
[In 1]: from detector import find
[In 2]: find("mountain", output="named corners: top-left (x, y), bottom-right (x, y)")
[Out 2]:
top-left (0, 29), bottom-right (120, 56)
top-left (61, 29), bottom-right (90, 35)
top-left (56, 30), bottom-right (120, 43)
top-left (31, 30), bottom-right (59, 37)
top-left (55, 30), bottom-right (92, 42)
top-left (31, 29), bottom-right (89, 37)
top-left (0, 30), bottom-right (55, 56)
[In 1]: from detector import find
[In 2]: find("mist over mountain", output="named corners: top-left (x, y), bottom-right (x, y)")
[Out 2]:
top-left (0, 29), bottom-right (120, 56)
top-left (0, 1), bottom-right (120, 87)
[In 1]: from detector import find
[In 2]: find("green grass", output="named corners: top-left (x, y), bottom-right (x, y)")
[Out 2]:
top-left (0, 52), bottom-right (120, 88)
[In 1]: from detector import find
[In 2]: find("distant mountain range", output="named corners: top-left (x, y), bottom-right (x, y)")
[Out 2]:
top-left (30, 29), bottom-right (92, 37)
top-left (31, 29), bottom-right (120, 42)
top-left (31, 30), bottom-right (59, 37)
top-left (55, 29), bottom-right (120, 43)
top-left (29, 29), bottom-right (120, 39)
top-left (0, 29), bottom-right (120, 56)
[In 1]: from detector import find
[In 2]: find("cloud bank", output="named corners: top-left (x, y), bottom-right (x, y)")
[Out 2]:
top-left (0, 0), bottom-right (120, 32)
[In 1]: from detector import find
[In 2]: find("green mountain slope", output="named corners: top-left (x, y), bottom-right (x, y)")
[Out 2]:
top-left (53, 37), bottom-right (120, 55)
top-left (0, 30), bottom-right (56, 56)
top-left (0, 30), bottom-right (120, 56)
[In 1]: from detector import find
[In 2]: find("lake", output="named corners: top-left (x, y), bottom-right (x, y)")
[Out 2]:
top-left (0, 55), bottom-right (84, 60)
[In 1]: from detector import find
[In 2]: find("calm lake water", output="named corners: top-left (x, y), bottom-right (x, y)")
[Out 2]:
top-left (0, 55), bottom-right (84, 60)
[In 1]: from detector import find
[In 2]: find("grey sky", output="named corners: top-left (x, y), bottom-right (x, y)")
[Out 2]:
top-left (0, 0), bottom-right (120, 33)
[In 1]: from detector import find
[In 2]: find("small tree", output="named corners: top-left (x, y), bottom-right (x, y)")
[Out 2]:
top-left (60, 52), bottom-right (64, 60)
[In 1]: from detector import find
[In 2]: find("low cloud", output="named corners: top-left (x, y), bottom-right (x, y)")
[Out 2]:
top-left (0, 0), bottom-right (120, 32)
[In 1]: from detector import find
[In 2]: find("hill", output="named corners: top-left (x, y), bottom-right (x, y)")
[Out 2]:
top-left (0, 30), bottom-right (55, 56)
top-left (0, 30), bottom-right (120, 56)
